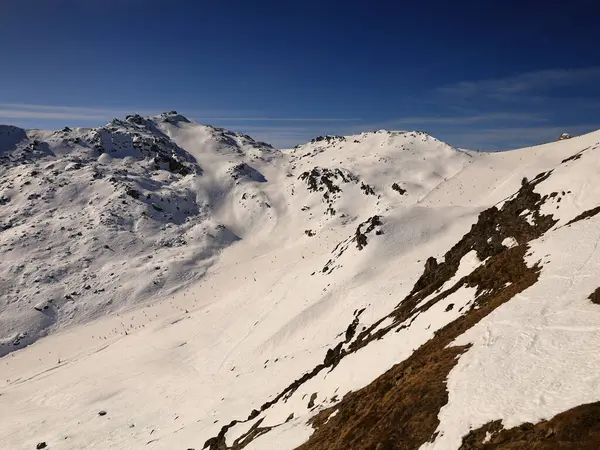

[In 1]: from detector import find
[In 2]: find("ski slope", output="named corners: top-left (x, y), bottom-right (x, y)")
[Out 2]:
top-left (2, 114), bottom-right (600, 450)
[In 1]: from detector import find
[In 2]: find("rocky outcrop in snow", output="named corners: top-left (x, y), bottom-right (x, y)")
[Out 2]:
top-left (558, 132), bottom-right (574, 140)
top-left (6, 119), bottom-right (600, 450)
top-left (0, 113), bottom-right (275, 355)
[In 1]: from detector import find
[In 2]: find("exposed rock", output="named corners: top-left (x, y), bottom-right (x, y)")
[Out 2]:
top-left (360, 182), bottom-right (375, 195)
top-left (203, 172), bottom-right (558, 450)
top-left (297, 173), bottom-right (557, 450)
top-left (355, 215), bottom-right (382, 251)
top-left (33, 300), bottom-right (52, 312)
top-left (308, 393), bottom-right (318, 409)
top-left (566, 205), bottom-right (600, 226)
top-left (65, 161), bottom-right (82, 171)
top-left (588, 287), bottom-right (600, 305)
top-left (298, 167), bottom-right (360, 216)
top-left (321, 215), bottom-right (384, 274)
top-left (310, 135), bottom-right (346, 144)
top-left (558, 132), bottom-right (573, 141)
top-left (391, 183), bottom-right (407, 195)
top-left (126, 188), bottom-right (141, 199)
top-left (228, 163), bottom-right (266, 182)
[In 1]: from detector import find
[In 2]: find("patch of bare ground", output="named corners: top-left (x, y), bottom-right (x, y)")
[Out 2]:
top-left (349, 170), bottom-right (555, 350)
top-left (588, 287), bottom-right (600, 305)
top-left (298, 167), bottom-right (360, 216)
top-left (298, 173), bottom-right (557, 450)
top-left (203, 172), bottom-right (557, 450)
top-left (298, 245), bottom-right (542, 450)
top-left (459, 402), bottom-right (600, 450)
top-left (321, 215), bottom-right (383, 274)
top-left (565, 206), bottom-right (600, 226)
top-left (561, 146), bottom-right (591, 164)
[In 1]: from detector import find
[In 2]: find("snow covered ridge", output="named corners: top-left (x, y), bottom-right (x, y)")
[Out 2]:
top-left (0, 112), bottom-right (279, 355)
top-left (200, 130), bottom-right (600, 450)
top-left (0, 115), bottom-right (464, 357)
top-left (4, 120), bottom-right (600, 450)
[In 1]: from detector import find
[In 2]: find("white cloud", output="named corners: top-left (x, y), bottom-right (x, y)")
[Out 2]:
top-left (437, 68), bottom-right (600, 98)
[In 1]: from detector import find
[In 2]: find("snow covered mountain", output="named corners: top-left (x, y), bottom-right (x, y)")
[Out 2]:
top-left (0, 112), bottom-right (280, 355)
top-left (2, 114), bottom-right (600, 450)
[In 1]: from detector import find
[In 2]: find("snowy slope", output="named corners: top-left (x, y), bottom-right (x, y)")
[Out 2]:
top-left (0, 112), bottom-right (280, 355)
top-left (2, 117), bottom-right (600, 450)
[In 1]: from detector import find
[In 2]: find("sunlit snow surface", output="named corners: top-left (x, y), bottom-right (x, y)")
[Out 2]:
top-left (2, 116), bottom-right (600, 450)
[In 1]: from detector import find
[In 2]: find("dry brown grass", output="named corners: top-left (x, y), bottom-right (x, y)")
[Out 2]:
top-left (460, 402), bottom-right (600, 449)
top-left (298, 247), bottom-right (541, 450)
top-left (203, 172), bottom-right (560, 450)
top-left (565, 206), bottom-right (600, 226)
top-left (297, 174), bottom-right (557, 450)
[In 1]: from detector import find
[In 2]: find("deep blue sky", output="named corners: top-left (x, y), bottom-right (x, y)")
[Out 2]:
top-left (2, 0), bottom-right (600, 149)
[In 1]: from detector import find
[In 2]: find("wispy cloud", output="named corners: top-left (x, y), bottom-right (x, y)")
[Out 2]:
top-left (401, 67), bottom-right (600, 150)
top-left (202, 67), bottom-right (600, 149)
top-left (0, 103), bottom-right (150, 120)
top-left (194, 117), bottom-right (360, 122)
top-left (4, 69), bottom-right (599, 151)
top-left (380, 112), bottom-right (547, 127)
top-left (0, 103), bottom-right (126, 114)
top-left (437, 68), bottom-right (600, 99)
top-left (0, 103), bottom-right (362, 148)
top-left (0, 109), bottom-right (111, 120)
top-left (0, 103), bottom-right (360, 125)
top-left (436, 124), bottom-right (600, 151)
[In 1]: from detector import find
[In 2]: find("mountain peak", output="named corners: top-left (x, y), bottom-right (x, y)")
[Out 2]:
top-left (158, 110), bottom-right (191, 123)
top-left (558, 132), bottom-right (574, 140)
top-left (5, 118), bottom-right (600, 450)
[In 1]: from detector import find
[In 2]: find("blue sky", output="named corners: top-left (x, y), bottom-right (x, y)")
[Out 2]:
top-left (2, 0), bottom-right (600, 149)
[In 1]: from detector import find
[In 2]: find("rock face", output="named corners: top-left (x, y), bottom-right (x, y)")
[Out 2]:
top-left (558, 132), bottom-right (573, 140)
